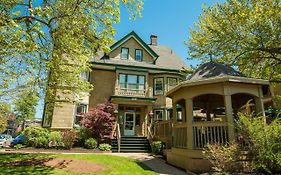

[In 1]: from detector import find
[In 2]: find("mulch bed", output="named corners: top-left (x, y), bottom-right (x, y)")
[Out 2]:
top-left (4, 147), bottom-right (111, 154)
top-left (10, 157), bottom-right (105, 174)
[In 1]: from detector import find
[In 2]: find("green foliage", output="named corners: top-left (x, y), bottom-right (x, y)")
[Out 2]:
top-left (188, 0), bottom-right (281, 81)
top-left (84, 138), bottom-right (98, 149)
top-left (23, 126), bottom-right (49, 148)
top-left (48, 131), bottom-right (63, 148)
top-left (34, 136), bottom-right (49, 148)
top-left (204, 142), bottom-right (242, 174)
top-left (0, 0), bottom-right (144, 107)
top-left (75, 127), bottom-right (92, 147)
top-left (14, 144), bottom-right (24, 150)
top-left (98, 143), bottom-right (112, 151)
top-left (61, 130), bottom-right (77, 149)
top-left (151, 141), bottom-right (164, 155)
top-left (14, 90), bottom-right (39, 122)
top-left (236, 113), bottom-right (281, 174)
top-left (0, 116), bottom-right (7, 134)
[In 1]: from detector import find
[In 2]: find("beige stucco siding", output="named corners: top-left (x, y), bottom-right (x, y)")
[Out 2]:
top-left (89, 69), bottom-right (116, 107)
top-left (109, 37), bottom-right (154, 63)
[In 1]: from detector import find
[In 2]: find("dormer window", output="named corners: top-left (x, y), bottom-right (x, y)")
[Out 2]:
top-left (135, 49), bottom-right (143, 61)
top-left (121, 47), bottom-right (129, 60)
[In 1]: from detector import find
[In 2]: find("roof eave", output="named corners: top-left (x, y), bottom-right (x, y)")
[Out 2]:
top-left (166, 75), bottom-right (270, 97)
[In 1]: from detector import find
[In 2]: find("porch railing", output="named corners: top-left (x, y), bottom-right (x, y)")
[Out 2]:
top-left (113, 122), bottom-right (121, 152)
top-left (114, 87), bottom-right (152, 97)
top-left (154, 120), bottom-right (173, 148)
top-left (192, 122), bottom-right (228, 149)
top-left (173, 123), bottom-right (187, 149)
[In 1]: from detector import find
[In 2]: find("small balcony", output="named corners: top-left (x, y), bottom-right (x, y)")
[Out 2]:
top-left (114, 87), bottom-right (153, 98)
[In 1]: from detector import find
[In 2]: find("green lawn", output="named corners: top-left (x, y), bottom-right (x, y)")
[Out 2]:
top-left (0, 153), bottom-right (157, 175)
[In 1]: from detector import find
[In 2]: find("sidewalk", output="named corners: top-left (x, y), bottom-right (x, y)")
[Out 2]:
top-left (108, 153), bottom-right (190, 175)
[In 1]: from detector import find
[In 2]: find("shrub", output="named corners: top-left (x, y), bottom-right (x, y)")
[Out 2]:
top-left (99, 143), bottom-right (111, 151)
top-left (203, 142), bottom-right (243, 174)
top-left (61, 130), bottom-right (77, 149)
top-left (75, 127), bottom-right (92, 147)
top-left (15, 144), bottom-right (24, 150)
top-left (23, 126), bottom-right (49, 148)
top-left (151, 141), bottom-right (164, 154)
top-left (85, 138), bottom-right (98, 149)
top-left (236, 113), bottom-right (281, 174)
top-left (49, 131), bottom-right (63, 148)
top-left (80, 101), bottom-right (116, 143)
top-left (34, 136), bottom-right (49, 148)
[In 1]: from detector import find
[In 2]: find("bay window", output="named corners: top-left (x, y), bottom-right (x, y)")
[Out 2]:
top-left (167, 77), bottom-right (178, 91)
top-left (119, 74), bottom-right (145, 90)
top-left (154, 78), bottom-right (164, 95)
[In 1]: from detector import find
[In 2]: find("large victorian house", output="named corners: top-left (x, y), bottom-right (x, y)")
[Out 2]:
top-left (42, 31), bottom-right (188, 137)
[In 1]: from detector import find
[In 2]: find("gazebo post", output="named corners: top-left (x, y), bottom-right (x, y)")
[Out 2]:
top-left (185, 98), bottom-right (193, 150)
top-left (224, 95), bottom-right (235, 142)
top-left (255, 87), bottom-right (265, 116)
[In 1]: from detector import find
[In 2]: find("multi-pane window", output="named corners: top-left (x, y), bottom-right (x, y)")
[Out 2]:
top-left (74, 104), bottom-right (88, 126)
top-left (119, 74), bottom-right (145, 90)
top-left (135, 49), bottom-right (143, 61)
top-left (121, 47), bottom-right (129, 59)
top-left (167, 77), bottom-right (178, 91)
top-left (154, 78), bottom-right (164, 95)
top-left (80, 71), bottom-right (90, 81)
top-left (154, 109), bottom-right (164, 121)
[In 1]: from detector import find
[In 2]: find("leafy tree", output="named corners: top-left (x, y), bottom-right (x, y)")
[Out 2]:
top-left (80, 101), bottom-right (116, 143)
top-left (14, 90), bottom-right (39, 122)
top-left (188, 0), bottom-right (281, 81)
top-left (0, 102), bottom-right (10, 133)
top-left (0, 0), bottom-right (143, 105)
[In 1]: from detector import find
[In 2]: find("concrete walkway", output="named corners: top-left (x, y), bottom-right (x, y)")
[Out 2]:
top-left (108, 153), bottom-right (190, 175)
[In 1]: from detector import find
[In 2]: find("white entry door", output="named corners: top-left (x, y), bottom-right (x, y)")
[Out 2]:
top-left (124, 112), bottom-right (135, 136)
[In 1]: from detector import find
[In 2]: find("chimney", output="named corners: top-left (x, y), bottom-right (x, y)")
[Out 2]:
top-left (150, 35), bottom-right (157, 45)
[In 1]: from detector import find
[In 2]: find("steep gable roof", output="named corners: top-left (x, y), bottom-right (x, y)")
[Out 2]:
top-left (110, 31), bottom-right (159, 59)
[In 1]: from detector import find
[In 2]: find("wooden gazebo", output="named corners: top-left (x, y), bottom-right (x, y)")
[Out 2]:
top-left (154, 62), bottom-right (271, 173)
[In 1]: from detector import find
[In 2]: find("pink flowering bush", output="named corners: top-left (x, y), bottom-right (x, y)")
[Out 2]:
top-left (80, 101), bottom-right (116, 143)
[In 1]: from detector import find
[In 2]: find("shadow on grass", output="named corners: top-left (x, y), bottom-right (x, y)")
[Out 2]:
top-left (0, 153), bottom-right (55, 175)
top-left (135, 160), bottom-right (154, 171)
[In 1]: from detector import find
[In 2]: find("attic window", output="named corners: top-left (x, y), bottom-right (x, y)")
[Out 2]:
top-left (135, 49), bottom-right (143, 61)
top-left (121, 47), bottom-right (129, 60)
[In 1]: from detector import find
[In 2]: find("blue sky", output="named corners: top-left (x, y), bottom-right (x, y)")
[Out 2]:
top-left (115, 0), bottom-right (223, 67)
top-left (35, 0), bottom-right (223, 118)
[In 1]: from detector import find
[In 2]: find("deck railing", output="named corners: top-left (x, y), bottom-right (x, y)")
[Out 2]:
top-left (173, 123), bottom-right (187, 149)
top-left (154, 120), bottom-right (173, 148)
top-left (115, 87), bottom-right (152, 97)
top-left (192, 122), bottom-right (228, 149)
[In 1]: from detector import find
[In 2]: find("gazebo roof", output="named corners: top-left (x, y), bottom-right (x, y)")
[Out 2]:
top-left (189, 62), bottom-right (245, 81)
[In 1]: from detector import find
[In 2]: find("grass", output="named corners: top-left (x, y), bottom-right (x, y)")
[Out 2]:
top-left (0, 153), bottom-right (157, 175)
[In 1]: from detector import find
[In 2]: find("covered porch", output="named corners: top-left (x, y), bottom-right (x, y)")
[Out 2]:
top-left (110, 95), bottom-right (156, 137)
top-left (154, 76), bottom-right (270, 173)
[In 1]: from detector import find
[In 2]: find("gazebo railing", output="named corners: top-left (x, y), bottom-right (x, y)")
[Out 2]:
top-left (154, 120), bottom-right (173, 148)
top-left (173, 123), bottom-right (187, 149)
top-left (192, 122), bottom-right (228, 149)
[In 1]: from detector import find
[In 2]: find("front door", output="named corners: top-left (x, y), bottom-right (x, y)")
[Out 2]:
top-left (124, 112), bottom-right (135, 136)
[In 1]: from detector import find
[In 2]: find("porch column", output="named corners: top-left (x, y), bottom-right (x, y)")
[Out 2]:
top-left (224, 95), bottom-right (235, 142)
top-left (145, 105), bottom-right (152, 137)
top-left (172, 101), bottom-right (177, 124)
top-left (255, 86), bottom-right (265, 116)
top-left (185, 98), bottom-right (193, 150)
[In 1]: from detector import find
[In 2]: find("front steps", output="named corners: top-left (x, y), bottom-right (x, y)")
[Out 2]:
top-left (111, 136), bottom-right (151, 153)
